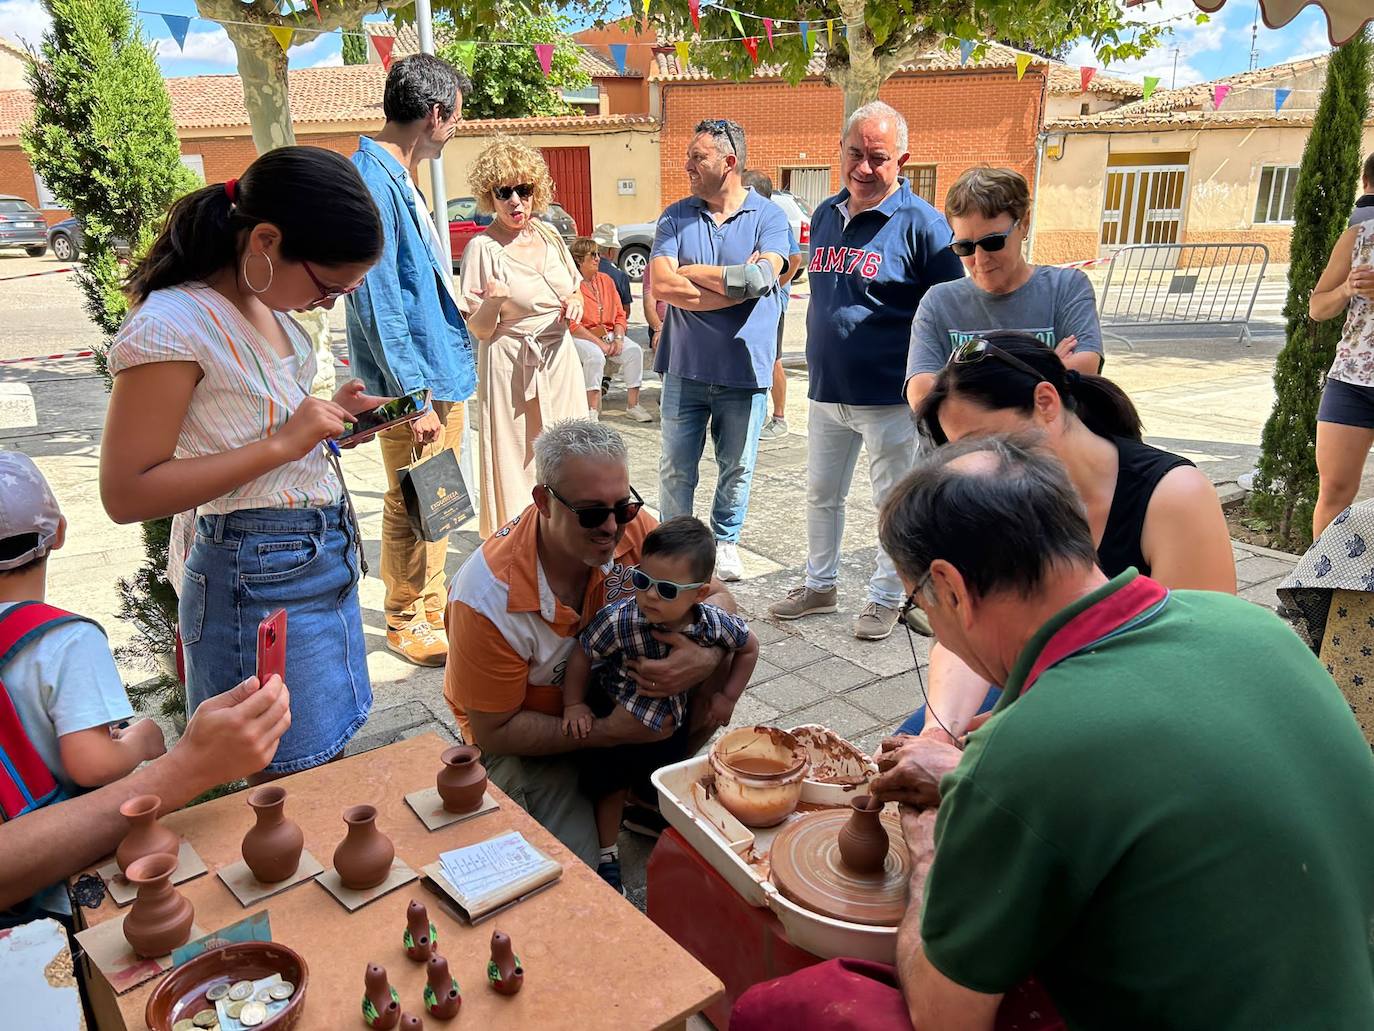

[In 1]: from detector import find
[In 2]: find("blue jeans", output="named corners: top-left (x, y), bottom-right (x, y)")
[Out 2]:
top-left (895, 686), bottom-right (1003, 737)
top-left (180, 505), bottom-right (372, 774)
top-left (658, 373), bottom-right (768, 542)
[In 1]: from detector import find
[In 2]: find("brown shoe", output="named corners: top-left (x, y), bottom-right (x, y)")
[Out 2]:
top-left (386, 620), bottom-right (448, 667)
top-left (426, 607), bottom-right (446, 630)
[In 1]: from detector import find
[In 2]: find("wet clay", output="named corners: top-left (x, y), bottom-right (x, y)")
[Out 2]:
top-left (725, 756), bottom-right (795, 777)
top-left (769, 807), bottom-right (909, 927)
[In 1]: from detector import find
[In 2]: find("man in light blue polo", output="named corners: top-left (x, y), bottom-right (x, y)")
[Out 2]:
top-left (649, 119), bottom-right (791, 581)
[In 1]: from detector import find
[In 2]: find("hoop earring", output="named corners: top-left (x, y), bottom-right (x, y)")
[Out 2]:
top-left (242, 251), bottom-right (274, 294)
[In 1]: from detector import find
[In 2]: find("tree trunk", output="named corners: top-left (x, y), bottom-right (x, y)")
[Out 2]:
top-left (222, 24), bottom-right (296, 152)
top-left (830, 2), bottom-right (936, 118)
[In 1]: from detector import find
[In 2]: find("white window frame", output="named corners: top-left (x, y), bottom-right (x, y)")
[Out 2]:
top-left (179, 153), bottom-right (206, 181)
top-left (1254, 165), bottom-right (1300, 225)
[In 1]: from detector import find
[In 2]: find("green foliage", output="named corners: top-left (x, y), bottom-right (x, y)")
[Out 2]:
top-left (1252, 30), bottom-right (1372, 547)
top-left (118, 516), bottom-right (185, 723)
top-left (439, 12), bottom-right (590, 120)
top-left (342, 28), bottom-right (369, 66)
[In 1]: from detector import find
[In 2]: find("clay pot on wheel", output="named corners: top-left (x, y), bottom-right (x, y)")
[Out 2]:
top-left (436, 745), bottom-right (487, 814)
top-left (241, 785), bottom-right (305, 883)
top-left (115, 794), bottom-right (179, 876)
top-left (836, 795), bottom-right (889, 875)
top-left (333, 805), bottom-right (394, 890)
top-left (123, 852), bottom-right (195, 958)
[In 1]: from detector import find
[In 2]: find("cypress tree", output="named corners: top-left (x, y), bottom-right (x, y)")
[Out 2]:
top-left (1252, 30), bottom-right (1372, 546)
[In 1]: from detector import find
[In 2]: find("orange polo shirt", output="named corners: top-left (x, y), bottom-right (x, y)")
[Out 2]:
top-left (575, 271), bottom-right (627, 337)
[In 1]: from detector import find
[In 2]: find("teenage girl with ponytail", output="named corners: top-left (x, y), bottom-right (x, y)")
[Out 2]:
top-left (100, 146), bottom-right (386, 776)
top-left (895, 330), bottom-right (1235, 740)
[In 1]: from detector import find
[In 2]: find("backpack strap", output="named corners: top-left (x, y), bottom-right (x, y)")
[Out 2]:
top-left (0, 601), bottom-right (102, 670)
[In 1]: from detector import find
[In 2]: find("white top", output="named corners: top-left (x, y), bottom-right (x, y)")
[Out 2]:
top-left (1331, 220), bottom-right (1374, 388)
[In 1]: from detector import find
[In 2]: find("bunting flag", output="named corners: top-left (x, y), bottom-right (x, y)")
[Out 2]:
top-left (610, 43), bottom-right (628, 75)
top-left (309, 0), bottom-right (321, 20)
top-left (269, 25), bottom-right (293, 52)
top-left (641, 0), bottom-right (650, 18)
top-left (688, 0), bottom-right (700, 31)
top-left (1142, 75), bottom-right (1159, 101)
top-left (729, 10), bottom-right (744, 35)
top-left (1080, 66), bottom-right (1095, 93)
top-left (743, 36), bottom-right (759, 64)
top-left (534, 43), bottom-right (554, 76)
top-left (1015, 53), bottom-right (1032, 81)
top-left (1275, 87), bottom-right (1292, 111)
top-left (763, 17), bottom-right (773, 47)
top-left (370, 33), bottom-right (394, 70)
top-left (161, 14), bottom-right (190, 51)
top-left (826, 19), bottom-right (834, 46)
top-left (452, 40), bottom-right (477, 76)
top-left (958, 39), bottom-right (974, 66)
top-left (675, 40), bottom-right (690, 69)
top-left (799, 21), bottom-right (812, 53)
top-left (1212, 83), bottom-right (1232, 109)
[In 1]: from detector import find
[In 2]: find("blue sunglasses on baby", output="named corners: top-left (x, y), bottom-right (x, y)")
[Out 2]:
top-left (629, 567), bottom-right (707, 601)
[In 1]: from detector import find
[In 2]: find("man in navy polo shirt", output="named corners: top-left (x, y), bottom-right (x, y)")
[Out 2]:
top-left (770, 101), bottom-right (962, 640)
top-left (650, 119), bottom-right (791, 581)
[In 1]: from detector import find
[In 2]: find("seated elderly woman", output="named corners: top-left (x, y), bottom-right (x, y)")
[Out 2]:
top-left (567, 236), bottom-right (652, 423)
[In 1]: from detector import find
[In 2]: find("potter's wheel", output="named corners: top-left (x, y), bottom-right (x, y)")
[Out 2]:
top-left (768, 808), bottom-right (909, 927)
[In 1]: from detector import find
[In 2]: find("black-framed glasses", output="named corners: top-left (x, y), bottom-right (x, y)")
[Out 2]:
top-left (543, 483), bottom-right (644, 529)
top-left (494, 183), bottom-right (534, 201)
top-left (301, 259), bottom-right (361, 308)
top-left (951, 338), bottom-right (1047, 385)
top-left (900, 568), bottom-right (965, 750)
top-left (949, 219), bottom-right (1020, 258)
top-left (629, 567), bottom-right (706, 601)
top-left (701, 119), bottom-right (741, 157)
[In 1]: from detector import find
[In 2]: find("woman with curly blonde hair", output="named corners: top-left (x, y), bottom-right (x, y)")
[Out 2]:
top-left (459, 136), bottom-right (588, 535)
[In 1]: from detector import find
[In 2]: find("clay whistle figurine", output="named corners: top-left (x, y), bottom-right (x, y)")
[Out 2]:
top-left (399, 1014), bottom-right (424, 1031)
top-left (487, 929), bottom-right (524, 995)
top-left (424, 953), bottom-right (462, 1020)
top-left (404, 898), bottom-right (438, 961)
top-left (362, 962), bottom-right (401, 1029)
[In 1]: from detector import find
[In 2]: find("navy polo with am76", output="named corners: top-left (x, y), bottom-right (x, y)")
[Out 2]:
top-left (805, 180), bottom-right (964, 406)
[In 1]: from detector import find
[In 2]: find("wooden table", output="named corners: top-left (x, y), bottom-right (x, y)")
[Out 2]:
top-left (73, 734), bottom-right (723, 1030)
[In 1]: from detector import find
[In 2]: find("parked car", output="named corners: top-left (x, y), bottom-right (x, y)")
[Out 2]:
top-left (0, 195), bottom-right (50, 257)
top-left (445, 196), bottom-right (578, 270)
top-left (47, 217), bottom-right (82, 261)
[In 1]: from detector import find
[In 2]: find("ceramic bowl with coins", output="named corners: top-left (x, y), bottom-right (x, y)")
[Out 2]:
top-left (146, 941), bottom-right (308, 1031)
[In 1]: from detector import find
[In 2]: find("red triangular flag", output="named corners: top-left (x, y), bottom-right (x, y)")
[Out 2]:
top-left (535, 43), bottom-right (554, 77)
top-left (370, 34), bottom-right (395, 70)
top-left (1080, 66), bottom-right (1095, 93)
top-left (763, 18), bottom-right (774, 48)
top-left (688, 0), bottom-right (700, 31)
top-left (309, 0), bottom-right (321, 20)
top-left (743, 37), bottom-right (759, 64)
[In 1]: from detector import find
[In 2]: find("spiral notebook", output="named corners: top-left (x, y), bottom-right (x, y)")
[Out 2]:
top-left (420, 831), bottom-right (563, 923)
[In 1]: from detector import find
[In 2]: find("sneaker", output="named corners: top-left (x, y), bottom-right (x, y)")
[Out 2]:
top-left (716, 541), bottom-right (744, 582)
top-left (425, 607), bottom-right (445, 630)
top-left (759, 417), bottom-right (789, 440)
top-left (622, 801), bottom-right (668, 839)
top-left (625, 403), bottom-right (654, 423)
top-left (596, 859), bottom-right (625, 895)
top-left (601, 376), bottom-right (612, 395)
top-left (386, 620), bottom-right (447, 667)
top-left (901, 604), bottom-right (934, 638)
top-left (853, 601), bottom-right (900, 641)
top-left (769, 585), bottom-right (839, 620)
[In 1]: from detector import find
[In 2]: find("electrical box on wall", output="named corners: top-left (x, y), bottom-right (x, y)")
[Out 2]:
top-left (617, 179), bottom-right (636, 196)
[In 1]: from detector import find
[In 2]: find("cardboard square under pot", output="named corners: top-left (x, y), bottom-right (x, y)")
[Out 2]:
top-left (74, 917), bottom-right (206, 995)
top-left (316, 857), bottom-right (417, 911)
top-left (404, 786), bottom-right (499, 831)
top-left (96, 840), bottom-right (208, 907)
top-left (217, 849), bottom-right (325, 907)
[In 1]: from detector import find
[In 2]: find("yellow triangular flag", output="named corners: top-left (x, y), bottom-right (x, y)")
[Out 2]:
top-left (1015, 53), bottom-right (1032, 81)
top-left (269, 25), bottom-right (293, 52)
top-left (675, 40), bottom-right (690, 69)
top-left (641, 0), bottom-right (650, 17)
top-left (827, 20), bottom-right (834, 46)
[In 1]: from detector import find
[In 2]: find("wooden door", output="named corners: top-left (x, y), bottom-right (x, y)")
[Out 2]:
top-left (539, 146), bottom-right (593, 233)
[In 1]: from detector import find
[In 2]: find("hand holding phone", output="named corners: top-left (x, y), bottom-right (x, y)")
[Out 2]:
top-left (257, 609), bottom-right (287, 687)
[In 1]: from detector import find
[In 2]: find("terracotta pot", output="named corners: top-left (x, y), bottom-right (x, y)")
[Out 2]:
top-left (487, 929), bottom-right (523, 996)
top-left (424, 953), bottom-right (462, 1019)
top-left (436, 745), bottom-right (487, 814)
top-left (836, 795), bottom-right (889, 875)
top-left (362, 962), bottom-right (401, 1030)
top-left (333, 805), bottom-right (394, 891)
top-left (123, 852), bottom-right (195, 959)
top-left (115, 794), bottom-right (179, 876)
top-left (404, 898), bottom-right (437, 961)
top-left (708, 726), bottom-right (810, 828)
top-left (240, 785), bottom-right (304, 884)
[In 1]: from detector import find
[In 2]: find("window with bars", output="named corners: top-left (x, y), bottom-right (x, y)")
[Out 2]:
top-left (902, 164), bottom-right (937, 205)
top-left (1254, 166), bottom-right (1300, 224)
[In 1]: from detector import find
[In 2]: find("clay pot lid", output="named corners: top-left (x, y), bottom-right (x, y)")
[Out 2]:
top-left (145, 941), bottom-right (308, 1031)
top-left (768, 807), bottom-right (910, 927)
top-left (713, 726), bottom-right (809, 780)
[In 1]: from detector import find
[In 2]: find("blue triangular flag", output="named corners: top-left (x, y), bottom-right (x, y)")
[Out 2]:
top-left (162, 13), bottom-right (190, 51)
top-left (1274, 88), bottom-right (1292, 112)
top-left (959, 39), bottom-right (975, 66)
top-left (799, 20), bottom-right (811, 52)
top-left (610, 43), bottom-right (627, 75)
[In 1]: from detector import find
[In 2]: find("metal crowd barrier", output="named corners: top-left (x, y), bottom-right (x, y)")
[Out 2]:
top-left (1097, 242), bottom-right (1270, 349)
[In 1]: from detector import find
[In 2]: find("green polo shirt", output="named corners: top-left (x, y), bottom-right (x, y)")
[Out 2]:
top-left (921, 571), bottom-right (1374, 1028)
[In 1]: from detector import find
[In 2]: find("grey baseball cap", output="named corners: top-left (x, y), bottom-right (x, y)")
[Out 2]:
top-left (0, 452), bottom-right (61, 571)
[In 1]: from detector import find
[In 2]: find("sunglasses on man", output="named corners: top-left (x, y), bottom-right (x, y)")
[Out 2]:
top-left (701, 119), bottom-right (741, 157)
top-left (629, 567), bottom-right (707, 601)
top-left (948, 219), bottom-right (1021, 258)
top-left (494, 183), bottom-right (535, 201)
top-left (950, 338), bottom-right (1047, 384)
top-left (543, 483), bottom-right (644, 528)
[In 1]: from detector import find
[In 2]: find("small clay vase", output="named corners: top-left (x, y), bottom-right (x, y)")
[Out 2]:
top-left (122, 852), bottom-right (195, 959)
top-left (436, 745), bottom-right (487, 814)
top-left (404, 898), bottom-right (437, 961)
top-left (400, 1014), bottom-right (424, 1031)
top-left (333, 805), bottom-right (394, 891)
top-left (241, 785), bottom-right (305, 884)
top-left (114, 794), bottom-right (179, 876)
top-left (424, 954), bottom-right (462, 1019)
top-left (362, 962), bottom-right (401, 1030)
top-left (487, 929), bottom-right (523, 996)
top-left (836, 795), bottom-right (889, 875)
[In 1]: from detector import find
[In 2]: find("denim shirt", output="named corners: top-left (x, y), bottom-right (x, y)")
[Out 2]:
top-left (345, 137), bottom-right (476, 403)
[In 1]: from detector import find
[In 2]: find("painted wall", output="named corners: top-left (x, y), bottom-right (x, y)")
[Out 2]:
top-left (1044, 92), bottom-right (1132, 122)
top-left (0, 47), bottom-right (26, 92)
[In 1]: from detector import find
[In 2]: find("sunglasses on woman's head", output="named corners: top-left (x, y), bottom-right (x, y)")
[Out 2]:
top-left (543, 483), bottom-right (644, 529)
top-left (494, 183), bottom-right (534, 201)
top-left (949, 219), bottom-right (1021, 258)
top-left (950, 338), bottom-right (1047, 384)
top-left (629, 567), bottom-right (706, 602)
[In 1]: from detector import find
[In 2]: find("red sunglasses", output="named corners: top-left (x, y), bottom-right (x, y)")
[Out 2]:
top-left (301, 260), bottom-right (361, 307)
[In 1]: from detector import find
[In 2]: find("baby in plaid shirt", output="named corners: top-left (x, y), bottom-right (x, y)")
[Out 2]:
top-left (561, 516), bottom-right (759, 888)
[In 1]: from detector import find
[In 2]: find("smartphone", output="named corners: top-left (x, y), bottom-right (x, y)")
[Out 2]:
top-left (256, 609), bottom-right (287, 686)
top-left (337, 389), bottom-right (432, 444)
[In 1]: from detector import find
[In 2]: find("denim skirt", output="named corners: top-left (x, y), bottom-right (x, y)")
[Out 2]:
top-left (180, 504), bottom-right (372, 774)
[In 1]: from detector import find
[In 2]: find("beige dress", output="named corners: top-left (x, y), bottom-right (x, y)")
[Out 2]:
top-left (459, 223), bottom-right (590, 537)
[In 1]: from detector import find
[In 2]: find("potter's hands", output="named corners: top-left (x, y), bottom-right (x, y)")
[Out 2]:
top-left (870, 733), bottom-right (963, 808)
top-left (561, 704), bottom-right (593, 739)
top-left (706, 692), bottom-right (736, 729)
top-left (176, 674), bottom-right (290, 792)
top-left (626, 632), bottom-right (724, 697)
top-left (898, 805), bottom-right (939, 906)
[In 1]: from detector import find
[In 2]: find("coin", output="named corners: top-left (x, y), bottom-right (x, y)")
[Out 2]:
top-left (224, 1000), bottom-right (245, 1020)
top-left (192, 1010), bottom-right (218, 1028)
top-left (269, 981), bottom-right (295, 1001)
top-left (238, 1001), bottom-right (268, 1027)
top-left (254, 988), bottom-right (273, 1003)
top-left (172, 1021), bottom-right (196, 1031)
top-left (206, 983), bottom-right (230, 1002)
top-left (227, 980), bottom-right (254, 1001)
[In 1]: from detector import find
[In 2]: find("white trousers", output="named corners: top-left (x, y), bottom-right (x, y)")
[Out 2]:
top-left (574, 336), bottom-right (644, 391)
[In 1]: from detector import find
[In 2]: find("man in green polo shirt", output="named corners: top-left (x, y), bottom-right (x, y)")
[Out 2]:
top-left (731, 435), bottom-right (1374, 1030)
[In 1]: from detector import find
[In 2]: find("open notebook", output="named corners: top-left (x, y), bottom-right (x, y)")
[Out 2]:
top-left (421, 831), bottom-right (563, 924)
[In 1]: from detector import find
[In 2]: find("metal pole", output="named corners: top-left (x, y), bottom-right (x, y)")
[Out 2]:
top-left (414, 0), bottom-right (454, 272)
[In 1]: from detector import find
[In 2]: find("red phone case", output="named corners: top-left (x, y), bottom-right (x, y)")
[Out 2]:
top-left (256, 609), bottom-right (287, 686)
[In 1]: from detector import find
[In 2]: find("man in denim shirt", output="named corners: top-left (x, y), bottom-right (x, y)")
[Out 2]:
top-left (346, 54), bottom-right (476, 667)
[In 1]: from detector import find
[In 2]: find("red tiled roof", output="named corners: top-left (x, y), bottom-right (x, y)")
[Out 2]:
top-left (1047, 65), bottom-right (1144, 98)
top-left (453, 113), bottom-right (657, 135)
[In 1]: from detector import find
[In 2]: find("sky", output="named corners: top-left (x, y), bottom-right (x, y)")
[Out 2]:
top-left (0, 0), bottom-right (1346, 88)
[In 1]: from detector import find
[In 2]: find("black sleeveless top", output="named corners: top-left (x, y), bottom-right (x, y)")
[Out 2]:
top-left (1097, 437), bottom-right (1193, 578)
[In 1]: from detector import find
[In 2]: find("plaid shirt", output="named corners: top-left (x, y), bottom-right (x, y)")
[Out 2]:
top-left (580, 596), bottom-right (751, 731)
